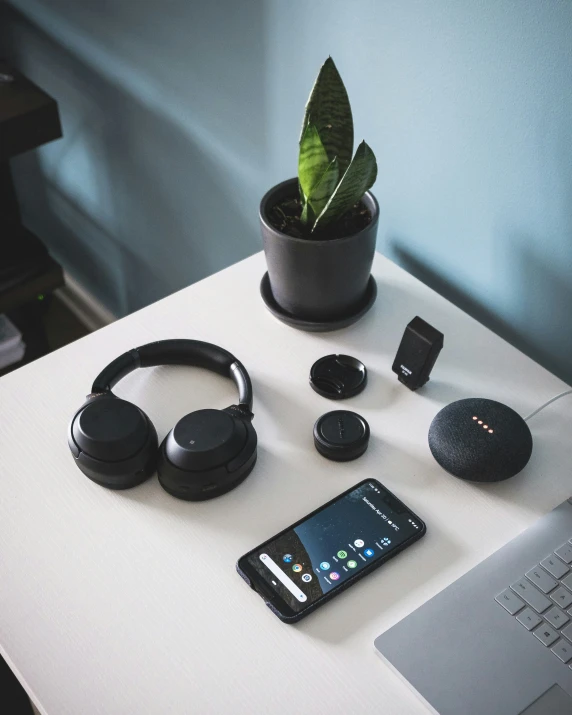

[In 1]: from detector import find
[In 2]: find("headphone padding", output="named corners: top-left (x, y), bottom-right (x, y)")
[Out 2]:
top-left (157, 417), bottom-right (257, 500)
top-left (68, 396), bottom-right (158, 489)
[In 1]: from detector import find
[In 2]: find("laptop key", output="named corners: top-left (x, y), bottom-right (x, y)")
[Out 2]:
top-left (544, 606), bottom-right (570, 630)
top-left (516, 608), bottom-right (542, 631)
top-left (525, 567), bottom-right (558, 594)
top-left (555, 543), bottom-right (572, 564)
top-left (561, 573), bottom-right (572, 592)
top-left (561, 623), bottom-right (572, 642)
top-left (510, 579), bottom-right (551, 613)
top-left (551, 586), bottom-right (572, 609)
top-left (552, 639), bottom-right (572, 662)
top-left (541, 555), bottom-right (570, 580)
top-left (533, 623), bottom-right (560, 647)
top-left (495, 589), bottom-right (525, 615)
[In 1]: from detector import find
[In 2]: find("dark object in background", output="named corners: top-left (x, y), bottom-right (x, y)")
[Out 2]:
top-left (0, 61), bottom-right (62, 159)
top-left (392, 316), bottom-right (443, 390)
top-left (428, 397), bottom-right (533, 482)
top-left (259, 178), bottom-right (378, 329)
top-left (310, 354), bottom-right (367, 400)
top-left (313, 410), bottom-right (370, 461)
top-left (0, 220), bottom-right (62, 307)
top-left (0, 60), bottom-right (64, 371)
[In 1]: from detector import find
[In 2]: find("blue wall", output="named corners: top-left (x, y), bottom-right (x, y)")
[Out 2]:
top-left (3, 0), bottom-right (572, 383)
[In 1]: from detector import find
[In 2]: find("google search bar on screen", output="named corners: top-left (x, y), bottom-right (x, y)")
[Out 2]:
top-left (259, 554), bottom-right (307, 602)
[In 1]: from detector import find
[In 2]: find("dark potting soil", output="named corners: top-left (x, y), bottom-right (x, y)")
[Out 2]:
top-left (268, 196), bottom-right (372, 240)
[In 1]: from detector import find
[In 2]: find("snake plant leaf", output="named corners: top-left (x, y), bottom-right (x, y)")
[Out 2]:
top-left (312, 141), bottom-right (377, 232)
top-left (298, 123), bottom-right (330, 200)
top-left (300, 200), bottom-right (314, 226)
top-left (308, 157), bottom-right (339, 218)
top-left (300, 57), bottom-right (354, 177)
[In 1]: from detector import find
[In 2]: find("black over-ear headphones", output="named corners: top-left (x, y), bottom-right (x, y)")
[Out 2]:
top-left (67, 339), bottom-right (257, 500)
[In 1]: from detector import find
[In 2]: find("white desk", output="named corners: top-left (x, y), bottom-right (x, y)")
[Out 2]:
top-left (0, 252), bottom-right (570, 715)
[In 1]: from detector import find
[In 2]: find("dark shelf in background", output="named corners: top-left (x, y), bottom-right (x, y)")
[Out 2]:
top-left (0, 59), bottom-right (62, 160)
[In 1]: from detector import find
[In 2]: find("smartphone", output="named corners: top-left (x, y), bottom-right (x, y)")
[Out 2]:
top-left (236, 478), bottom-right (426, 623)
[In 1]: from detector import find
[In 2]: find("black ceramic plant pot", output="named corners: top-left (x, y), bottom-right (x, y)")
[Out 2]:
top-left (260, 178), bottom-right (378, 326)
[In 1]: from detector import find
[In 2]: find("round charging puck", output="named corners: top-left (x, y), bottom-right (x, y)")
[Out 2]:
top-left (309, 354), bottom-right (367, 399)
top-left (313, 410), bottom-right (370, 461)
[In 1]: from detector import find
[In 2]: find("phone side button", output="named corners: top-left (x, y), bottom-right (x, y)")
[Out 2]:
top-left (236, 568), bottom-right (254, 589)
top-left (256, 582), bottom-right (277, 600)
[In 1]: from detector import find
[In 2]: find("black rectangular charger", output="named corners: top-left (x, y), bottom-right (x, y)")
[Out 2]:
top-left (392, 316), bottom-right (443, 390)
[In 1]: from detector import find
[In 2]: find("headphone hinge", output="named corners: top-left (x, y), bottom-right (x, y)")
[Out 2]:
top-left (224, 404), bottom-right (254, 422)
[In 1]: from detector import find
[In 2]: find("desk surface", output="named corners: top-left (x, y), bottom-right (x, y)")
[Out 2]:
top-left (1, 252), bottom-right (570, 715)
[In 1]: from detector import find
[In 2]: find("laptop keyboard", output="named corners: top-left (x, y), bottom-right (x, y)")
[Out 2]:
top-left (496, 538), bottom-right (572, 665)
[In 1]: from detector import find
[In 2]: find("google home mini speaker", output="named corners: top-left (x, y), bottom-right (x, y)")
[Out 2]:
top-left (428, 398), bottom-right (533, 482)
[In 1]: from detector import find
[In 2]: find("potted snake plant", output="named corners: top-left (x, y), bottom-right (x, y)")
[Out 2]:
top-left (260, 57), bottom-right (379, 329)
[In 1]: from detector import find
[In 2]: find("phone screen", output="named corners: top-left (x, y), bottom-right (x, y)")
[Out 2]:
top-left (240, 479), bottom-right (424, 615)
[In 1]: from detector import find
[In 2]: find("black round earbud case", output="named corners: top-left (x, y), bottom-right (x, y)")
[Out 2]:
top-left (68, 339), bottom-right (257, 500)
top-left (314, 410), bottom-right (370, 461)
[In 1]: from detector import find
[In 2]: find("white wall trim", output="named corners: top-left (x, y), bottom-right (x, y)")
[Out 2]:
top-left (56, 272), bottom-right (116, 332)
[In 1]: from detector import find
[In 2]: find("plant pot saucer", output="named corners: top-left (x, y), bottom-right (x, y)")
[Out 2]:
top-left (260, 273), bottom-right (377, 332)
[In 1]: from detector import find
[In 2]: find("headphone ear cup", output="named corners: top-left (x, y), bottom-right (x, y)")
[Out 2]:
top-left (157, 408), bottom-right (257, 500)
top-left (68, 394), bottom-right (158, 489)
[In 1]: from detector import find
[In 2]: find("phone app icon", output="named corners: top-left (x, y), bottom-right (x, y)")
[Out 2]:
top-left (302, 574), bottom-right (312, 583)
top-left (337, 550), bottom-right (348, 559)
top-left (347, 560), bottom-right (358, 568)
top-left (364, 548), bottom-right (375, 558)
top-left (354, 539), bottom-right (364, 548)
top-left (330, 572), bottom-right (340, 580)
top-left (380, 537), bottom-right (391, 546)
top-left (320, 561), bottom-right (330, 570)
top-left (292, 564), bottom-right (302, 572)
top-left (283, 554), bottom-right (293, 563)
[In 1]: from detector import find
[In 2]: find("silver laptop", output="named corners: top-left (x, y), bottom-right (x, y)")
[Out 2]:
top-left (375, 498), bottom-right (572, 715)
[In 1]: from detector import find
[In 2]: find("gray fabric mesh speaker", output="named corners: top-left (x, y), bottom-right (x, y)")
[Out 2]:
top-left (428, 398), bottom-right (533, 482)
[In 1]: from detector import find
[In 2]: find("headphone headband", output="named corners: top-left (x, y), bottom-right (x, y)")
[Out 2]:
top-left (91, 339), bottom-right (253, 411)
